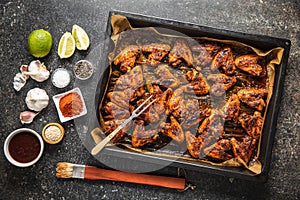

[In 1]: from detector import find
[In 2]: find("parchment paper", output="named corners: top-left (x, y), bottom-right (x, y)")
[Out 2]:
top-left (92, 15), bottom-right (284, 174)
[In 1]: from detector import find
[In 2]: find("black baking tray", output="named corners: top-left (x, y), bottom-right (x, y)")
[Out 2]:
top-left (93, 10), bottom-right (291, 182)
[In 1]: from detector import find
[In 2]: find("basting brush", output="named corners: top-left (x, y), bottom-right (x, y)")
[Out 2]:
top-left (56, 162), bottom-right (186, 190)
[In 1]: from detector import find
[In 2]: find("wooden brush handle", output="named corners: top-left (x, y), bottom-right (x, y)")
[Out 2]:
top-left (85, 166), bottom-right (186, 190)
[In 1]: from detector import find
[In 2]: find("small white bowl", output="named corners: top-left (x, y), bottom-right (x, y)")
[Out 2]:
top-left (51, 68), bottom-right (71, 88)
top-left (74, 60), bottom-right (94, 80)
top-left (4, 128), bottom-right (44, 167)
top-left (52, 87), bottom-right (87, 123)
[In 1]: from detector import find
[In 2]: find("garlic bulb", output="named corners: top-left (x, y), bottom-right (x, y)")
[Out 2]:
top-left (24, 60), bottom-right (50, 82)
top-left (13, 73), bottom-right (27, 91)
top-left (20, 111), bottom-right (39, 124)
top-left (25, 88), bottom-right (49, 111)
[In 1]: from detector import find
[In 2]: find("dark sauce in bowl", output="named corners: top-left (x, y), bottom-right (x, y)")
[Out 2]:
top-left (8, 132), bottom-right (41, 163)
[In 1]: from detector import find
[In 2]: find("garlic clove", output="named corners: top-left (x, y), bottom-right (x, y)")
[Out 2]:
top-left (25, 88), bottom-right (49, 112)
top-left (20, 65), bottom-right (30, 80)
top-left (13, 73), bottom-right (27, 91)
top-left (20, 111), bottom-right (39, 124)
top-left (27, 60), bottom-right (50, 82)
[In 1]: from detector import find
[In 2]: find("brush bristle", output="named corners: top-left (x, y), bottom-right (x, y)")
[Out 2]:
top-left (56, 162), bottom-right (74, 178)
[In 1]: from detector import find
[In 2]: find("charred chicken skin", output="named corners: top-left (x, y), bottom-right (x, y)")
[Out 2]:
top-left (167, 87), bottom-right (184, 116)
top-left (230, 136), bottom-right (257, 164)
top-left (104, 119), bottom-right (131, 143)
top-left (207, 73), bottom-right (237, 96)
top-left (183, 68), bottom-right (210, 95)
top-left (211, 47), bottom-right (236, 75)
top-left (198, 111), bottom-right (225, 137)
top-left (149, 86), bottom-right (172, 114)
top-left (114, 45), bottom-right (140, 73)
top-left (186, 111), bottom-right (226, 159)
top-left (237, 88), bottom-right (268, 111)
top-left (235, 55), bottom-right (263, 76)
top-left (186, 131), bottom-right (203, 158)
top-left (115, 65), bottom-right (144, 90)
top-left (103, 101), bottom-right (130, 120)
top-left (222, 94), bottom-right (241, 121)
top-left (239, 111), bottom-right (263, 140)
top-left (185, 111), bottom-right (225, 158)
top-left (180, 99), bottom-right (211, 128)
top-left (203, 139), bottom-right (233, 161)
top-left (154, 64), bottom-right (181, 88)
top-left (160, 115), bottom-right (185, 143)
top-left (142, 43), bottom-right (171, 65)
top-left (169, 39), bottom-right (194, 67)
top-left (132, 120), bottom-right (159, 148)
top-left (192, 43), bottom-right (221, 67)
top-left (136, 98), bottom-right (160, 123)
top-left (107, 90), bottom-right (131, 109)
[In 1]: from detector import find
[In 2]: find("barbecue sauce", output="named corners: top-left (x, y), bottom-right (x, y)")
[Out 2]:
top-left (8, 132), bottom-right (41, 163)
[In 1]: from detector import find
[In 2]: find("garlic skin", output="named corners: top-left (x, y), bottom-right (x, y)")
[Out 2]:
top-left (13, 73), bottom-right (27, 91)
top-left (20, 111), bottom-right (39, 124)
top-left (25, 60), bottom-right (50, 82)
top-left (20, 65), bottom-right (30, 80)
top-left (25, 88), bottom-right (49, 111)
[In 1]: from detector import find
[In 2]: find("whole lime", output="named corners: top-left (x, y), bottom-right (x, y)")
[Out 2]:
top-left (28, 29), bottom-right (53, 58)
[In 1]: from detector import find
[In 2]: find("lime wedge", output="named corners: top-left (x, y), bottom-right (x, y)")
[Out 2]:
top-left (57, 32), bottom-right (75, 59)
top-left (72, 25), bottom-right (90, 50)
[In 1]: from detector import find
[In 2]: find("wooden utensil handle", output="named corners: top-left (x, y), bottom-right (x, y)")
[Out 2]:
top-left (85, 166), bottom-right (186, 190)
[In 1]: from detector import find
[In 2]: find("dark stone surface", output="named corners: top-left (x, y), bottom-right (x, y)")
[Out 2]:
top-left (0, 0), bottom-right (299, 199)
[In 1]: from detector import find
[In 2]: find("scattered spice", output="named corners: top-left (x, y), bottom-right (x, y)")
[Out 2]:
top-left (52, 68), bottom-right (71, 88)
top-left (74, 60), bottom-right (93, 80)
top-left (59, 92), bottom-right (83, 117)
top-left (44, 125), bottom-right (62, 142)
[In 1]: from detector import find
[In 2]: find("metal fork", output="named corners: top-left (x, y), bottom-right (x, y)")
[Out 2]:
top-left (91, 95), bottom-right (156, 155)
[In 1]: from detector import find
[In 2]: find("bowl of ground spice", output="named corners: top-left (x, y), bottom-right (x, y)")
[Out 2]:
top-left (42, 123), bottom-right (65, 144)
top-left (52, 87), bottom-right (87, 123)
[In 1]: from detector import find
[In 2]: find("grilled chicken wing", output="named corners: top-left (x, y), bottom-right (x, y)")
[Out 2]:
top-left (222, 94), bottom-right (240, 121)
top-left (197, 111), bottom-right (225, 157)
top-left (237, 88), bottom-right (268, 111)
top-left (154, 64), bottom-right (181, 88)
top-left (114, 45), bottom-right (140, 73)
top-left (235, 55), bottom-right (263, 76)
top-left (142, 43), bottom-right (171, 65)
top-left (136, 98), bottom-right (160, 123)
top-left (239, 111), bottom-right (263, 140)
top-left (167, 87), bottom-right (184, 116)
top-left (186, 131), bottom-right (203, 158)
top-left (207, 73), bottom-right (237, 96)
top-left (192, 43), bottom-right (221, 67)
top-left (231, 136), bottom-right (257, 164)
top-left (180, 99), bottom-right (211, 128)
top-left (115, 65), bottom-right (144, 90)
top-left (104, 119), bottom-right (131, 143)
top-left (203, 139), bottom-right (233, 161)
top-left (198, 111), bottom-right (225, 136)
top-left (103, 101), bottom-right (130, 120)
top-left (186, 112), bottom-right (229, 159)
top-left (160, 115), bottom-right (185, 143)
top-left (183, 68), bottom-right (210, 95)
top-left (107, 90), bottom-right (131, 109)
top-left (211, 47), bottom-right (235, 75)
top-left (169, 39), bottom-right (193, 67)
top-left (132, 120), bottom-right (159, 148)
top-left (149, 85), bottom-right (172, 114)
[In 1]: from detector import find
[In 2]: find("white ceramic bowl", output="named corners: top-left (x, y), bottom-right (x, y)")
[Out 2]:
top-left (4, 128), bottom-right (44, 167)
